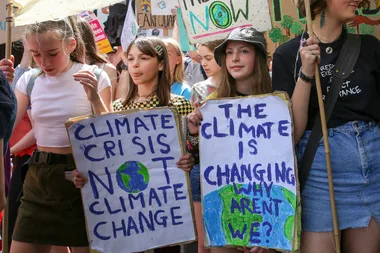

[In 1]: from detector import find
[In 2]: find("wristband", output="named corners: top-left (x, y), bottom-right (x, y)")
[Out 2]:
top-left (298, 67), bottom-right (315, 84)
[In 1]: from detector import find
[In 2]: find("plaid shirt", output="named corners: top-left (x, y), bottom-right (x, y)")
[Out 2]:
top-left (113, 94), bottom-right (193, 116)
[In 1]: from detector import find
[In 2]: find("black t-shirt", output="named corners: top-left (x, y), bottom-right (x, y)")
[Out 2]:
top-left (0, 70), bottom-right (17, 152)
top-left (272, 29), bottom-right (380, 130)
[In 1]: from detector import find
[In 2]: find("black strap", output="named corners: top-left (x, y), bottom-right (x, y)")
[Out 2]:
top-left (299, 34), bottom-right (362, 192)
top-left (30, 151), bottom-right (75, 166)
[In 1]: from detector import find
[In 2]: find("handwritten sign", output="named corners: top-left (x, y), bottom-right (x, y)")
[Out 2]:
top-left (178, 0), bottom-right (272, 44)
top-left (67, 108), bottom-right (196, 253)
top-left (136, 0), bottom-right (176, 29)
top-left (151, 0), bottom-right (178, 16)
top-left (82, 13), bottom-right (113, 54)
top-left (199, 93), bottom-right (300, 251)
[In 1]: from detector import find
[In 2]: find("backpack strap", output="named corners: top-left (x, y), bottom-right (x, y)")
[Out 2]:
top-left (26, 68), bottom-right (42, 101)
top-left (184, 57), bottom-right (192, 70)
top-left (299, 34), bottom-right (362, 192)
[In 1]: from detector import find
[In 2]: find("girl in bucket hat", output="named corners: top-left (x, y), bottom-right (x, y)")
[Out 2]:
top-left (186, 27), bottom-right (275, 253)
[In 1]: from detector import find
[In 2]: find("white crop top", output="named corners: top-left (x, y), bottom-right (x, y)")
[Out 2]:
top-left (16, 63), bottom-right (111, 148)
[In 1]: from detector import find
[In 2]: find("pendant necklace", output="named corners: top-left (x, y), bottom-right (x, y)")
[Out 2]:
top-left (313, 32), bottom-right (341, 55)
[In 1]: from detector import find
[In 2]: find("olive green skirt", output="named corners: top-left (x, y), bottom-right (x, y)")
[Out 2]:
top-left (12, 162), bottom-right (89, 247)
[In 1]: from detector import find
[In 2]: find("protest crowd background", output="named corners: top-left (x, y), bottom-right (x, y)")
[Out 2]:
top-left (0, 0), bottom-right (380, 253)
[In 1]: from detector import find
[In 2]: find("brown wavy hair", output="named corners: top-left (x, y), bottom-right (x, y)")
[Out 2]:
top-left (122, 37), bottom-right (171, 106)
top-left (297, 0), bottom-right (371, 20)
top-left (216, 45), bottom-right (272, 98)
top-left (77, 18), bottom-right (107, 65)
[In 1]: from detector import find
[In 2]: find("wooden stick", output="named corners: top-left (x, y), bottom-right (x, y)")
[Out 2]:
top-left (2, 2), bottom-right (14, 252)
top-left (5, 0), bottom-right (14, 59)
top-left (303, 0), bottom-right (341, 252)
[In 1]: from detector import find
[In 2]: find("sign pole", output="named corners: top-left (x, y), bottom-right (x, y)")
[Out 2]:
top-left (5, 0), bottom-right (14, 59)
top-left (2, 1), bottom-right (14, 253)
top-left (303, 0), bottom-right (340, 252)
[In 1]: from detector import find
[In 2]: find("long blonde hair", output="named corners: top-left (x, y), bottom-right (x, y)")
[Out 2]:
top-left (164, 38), bottom-right (185, 84)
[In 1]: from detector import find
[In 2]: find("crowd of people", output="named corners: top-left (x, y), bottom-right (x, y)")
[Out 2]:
top-left (0, 0), bottom-right (379, 253)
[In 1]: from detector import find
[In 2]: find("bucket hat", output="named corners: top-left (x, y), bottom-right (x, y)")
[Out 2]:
top-left (214, 27), bottom-right (267, 66)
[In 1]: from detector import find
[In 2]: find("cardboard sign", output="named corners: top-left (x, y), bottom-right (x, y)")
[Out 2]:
top-left (81, 13), bottom-right (113, 54)
top-left (199, 93), bottom-right (300, 251)
top-left (66, 108), bottom-right (196, 253)
top-left (178, 0), bottom-right (272, 44)
top-left (151, 0), bottom-right (178, 16)
top-left (266, 0), bottom-right (380, 56)
top-left (136, 0), bottom-right (176, 29)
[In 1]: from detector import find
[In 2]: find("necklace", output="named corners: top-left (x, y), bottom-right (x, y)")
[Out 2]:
top-left (134, 90), bottom-right (157, 102)
top-left (313, 32), bottom-right (341, 55)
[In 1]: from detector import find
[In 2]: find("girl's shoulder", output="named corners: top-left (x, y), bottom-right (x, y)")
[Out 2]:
top-left (205, 92), bottom-right (218, 100)
top-left (112, 98), bottom-right (125, 112)
top-left (113, 96), bottom-right (161, 112)
top-left (170, 94), bottom-right (193, 116)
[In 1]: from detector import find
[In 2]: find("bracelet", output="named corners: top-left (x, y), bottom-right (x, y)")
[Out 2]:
top-left (298, 67), bottom-right (315, 84)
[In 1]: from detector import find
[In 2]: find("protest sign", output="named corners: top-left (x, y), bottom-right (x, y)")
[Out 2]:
top-left (178, 0), bottom-right (272, 44)
top-left (199, 93), bottom-right (300, 251)
top-left (136, 0), bottom-right (176, 29)
top-left (151, 0), bottom-right (178, 16)
top-left (0, 3), bottom-right (24, 45)
top-left (121, 0), bottom-right (139, 51)
top-left (66, 108), bottom-right (197, 253)
top-left (81, 13), bottom-right (113, 54)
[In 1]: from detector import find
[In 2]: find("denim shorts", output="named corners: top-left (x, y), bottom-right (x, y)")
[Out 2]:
top-left (296, 121), bottom-right (380, 232)
top-left (190, 164), bottom-right (201, 202)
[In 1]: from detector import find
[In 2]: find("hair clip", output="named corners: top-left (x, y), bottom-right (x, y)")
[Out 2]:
top-left (155, 45), bottom-right (163, 56)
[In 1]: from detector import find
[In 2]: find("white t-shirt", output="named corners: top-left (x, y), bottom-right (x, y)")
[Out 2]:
top-left (16, 63), bottom-right (111, 148)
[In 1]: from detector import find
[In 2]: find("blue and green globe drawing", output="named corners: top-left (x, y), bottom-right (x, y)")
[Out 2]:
top-left (203, 184), bottom-right (297, 250)
top-left (116, 161), bottom-right (150, 193)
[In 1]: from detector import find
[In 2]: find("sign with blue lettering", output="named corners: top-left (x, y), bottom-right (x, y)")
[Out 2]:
top-left (66, 108), bottom-right (196, 253)
top-left (199, 93), bottom-right (300, 251)
top-left (178, 0), bottom-right (272, 44)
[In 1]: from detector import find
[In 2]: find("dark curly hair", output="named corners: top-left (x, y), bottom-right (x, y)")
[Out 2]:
top-left (297, 0), bottom-right (371, 20)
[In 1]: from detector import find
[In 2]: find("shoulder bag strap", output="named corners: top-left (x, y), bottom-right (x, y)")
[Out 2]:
top-left (299, 34), bottom-right (362, 192)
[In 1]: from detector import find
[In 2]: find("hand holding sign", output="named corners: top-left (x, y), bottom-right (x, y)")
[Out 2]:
top-left (187, 109), bottom-right (203, 134)
top-left (73, 153), bottom-right (195, 188)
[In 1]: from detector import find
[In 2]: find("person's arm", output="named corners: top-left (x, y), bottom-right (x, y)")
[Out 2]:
top-left (103, 63), bottom-right (118, 101)
top-left (14, 90), bottom-right (31, 129)
top-left (115, 69), bottom-right (129, 101)
top-left (12, 41), bottom-right (32, 89)
top-left (171, 7), bottom-right (180, 42)
top-left (10, 129), bottom-right (35, 155)
top-left (102, 7), bottom-right (109, 14)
